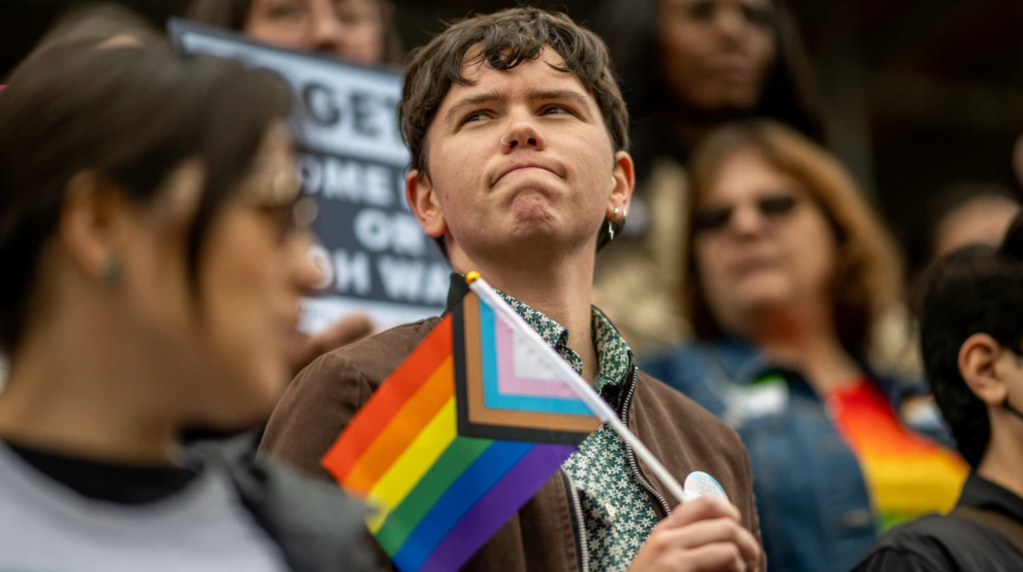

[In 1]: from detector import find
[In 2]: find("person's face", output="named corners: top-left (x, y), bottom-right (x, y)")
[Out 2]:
top-left (933, 196), bottom-right (1022, 261)
top-left (408, 48), bottom-right (633, 267)
top-left (658, 0), bottom-right (776, 112)
top-left (693, 150), bottom-right (836, 333)
top-left (123, 126), bottom-right (318, 428)
top-left (244, 0), bottom-right (385, 65)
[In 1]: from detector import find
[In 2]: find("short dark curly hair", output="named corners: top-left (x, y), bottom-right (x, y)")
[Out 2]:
top-left (920, 213), bottom-right (1023, 467)
top-left (399, 7), bottom-right (628, 173)
top-left (397, 7), bottom-right (629, 252)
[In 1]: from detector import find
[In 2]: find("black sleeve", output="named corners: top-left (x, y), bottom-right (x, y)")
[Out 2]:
top-left (850, 548), bottom-right (942, 572)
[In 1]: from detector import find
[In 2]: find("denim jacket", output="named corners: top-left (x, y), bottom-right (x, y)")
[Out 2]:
top-left (643, 338), bottom-right (949, 572)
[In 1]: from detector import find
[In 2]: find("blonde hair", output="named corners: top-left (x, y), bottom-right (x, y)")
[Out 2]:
top-left (684, 120), bottom-right (903, 350)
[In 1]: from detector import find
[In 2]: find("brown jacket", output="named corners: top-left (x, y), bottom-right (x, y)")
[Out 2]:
top-left (261, 315), bottom-right (764, 572)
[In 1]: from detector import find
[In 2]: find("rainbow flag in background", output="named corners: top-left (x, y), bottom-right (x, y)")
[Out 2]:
top-left (322, 290), bottom-right (602, 572)
top-left (827, 380), bottom-right (968, 531)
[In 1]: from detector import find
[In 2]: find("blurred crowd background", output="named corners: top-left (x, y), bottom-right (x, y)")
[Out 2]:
top-left (1, 2), bottom-right (1023, 571)
top-left (1, 0), bottom-right (1023, 399)
top-left (3, 0), bottom-right (1022, 283)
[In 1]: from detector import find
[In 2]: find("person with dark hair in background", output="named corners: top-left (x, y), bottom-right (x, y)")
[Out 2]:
top-left (642, 121), bottom-right (967, 572)
top-left (0, 17), bottom-right (376, 571)
top-left (853, 213), bottom-right (1023, 571)
top-left (188, 0), bottom-right (403, 66)
top-left (588, 0), bottom-right (827, 355)
top-left (902, 182), bottom-right (1023, 318)
top-left (262, 7), bottom-right (766, 572)
top-left (928, 183), bottom-right (1023, 263)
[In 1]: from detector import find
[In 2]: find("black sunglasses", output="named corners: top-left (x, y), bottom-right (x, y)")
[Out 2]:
top-left (692, 194), bottom-right (799, 234)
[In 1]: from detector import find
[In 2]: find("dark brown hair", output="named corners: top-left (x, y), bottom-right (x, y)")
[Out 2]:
top-left (683, 121), bottom-right (902, 351)
top-left (400, 7), bottom-right (629, 176)
top-left (36, 4), bottom-right (162, 50)
top-left (0, 32), bottom-right (291, 353)
top-left (186, 0), bottom-right (405, 65)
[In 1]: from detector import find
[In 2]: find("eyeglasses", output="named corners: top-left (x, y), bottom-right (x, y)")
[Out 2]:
top-left (692, 194), bottom-right (798, 234)
top-left (245, 167), bottom-right (318, 241)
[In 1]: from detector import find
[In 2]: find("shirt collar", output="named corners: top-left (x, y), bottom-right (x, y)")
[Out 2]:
top-left (959, 472), bottom-right (1023, 525)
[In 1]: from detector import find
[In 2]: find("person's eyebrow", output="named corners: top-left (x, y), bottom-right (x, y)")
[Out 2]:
top-left (444, 90), bottom-right (502, 125)
top-left (529, 89), bottom-right (592, 112)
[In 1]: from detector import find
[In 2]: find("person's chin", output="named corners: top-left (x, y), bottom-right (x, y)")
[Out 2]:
top-left (733, 278), bottom-right (791, 309)
top-left (506, 186), bottom-right (557, 216)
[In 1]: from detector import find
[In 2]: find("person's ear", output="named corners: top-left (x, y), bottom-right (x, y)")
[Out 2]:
top-left (406, 169), bottom-right (446, 239)
top-left (606, 150), bottom-right (635, 222)
top-left (59, 171), bottom-right (131, 284)
top-left (959, 333), bottom-right (1012, 406)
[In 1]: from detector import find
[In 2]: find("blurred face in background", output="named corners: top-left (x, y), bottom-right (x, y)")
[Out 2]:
top-left (658, 0), bottom-right (777, 113)
top-left (692, 150), bottom-right (837, 334)
top-left (933, 195), bottom-right (1022, 261)
top-left (244, 0), bottom-right (386, 65)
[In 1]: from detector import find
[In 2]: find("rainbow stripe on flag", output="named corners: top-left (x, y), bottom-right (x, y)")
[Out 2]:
top-left (322, 290), bottom-right (601, 572)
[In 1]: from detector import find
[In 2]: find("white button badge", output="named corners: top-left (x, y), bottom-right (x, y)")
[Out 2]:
top-left (684, 471), bottom-right (729, 502)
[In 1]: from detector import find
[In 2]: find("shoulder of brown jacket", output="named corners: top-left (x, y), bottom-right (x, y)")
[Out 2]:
top-left (301, 316), bottom-right (443, 390)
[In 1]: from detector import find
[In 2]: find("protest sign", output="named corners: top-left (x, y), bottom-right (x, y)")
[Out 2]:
top-left (169, 20), bottom-right (449, 332)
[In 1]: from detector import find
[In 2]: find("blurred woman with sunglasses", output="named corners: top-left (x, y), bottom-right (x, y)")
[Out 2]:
top-left (642, 121), bottom-right (967, 572)
top-left (0, 23), bottom-right (376, 572)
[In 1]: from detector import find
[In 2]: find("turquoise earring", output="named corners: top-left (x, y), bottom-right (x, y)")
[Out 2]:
top-left (101, 257), bottom-right (123, 284)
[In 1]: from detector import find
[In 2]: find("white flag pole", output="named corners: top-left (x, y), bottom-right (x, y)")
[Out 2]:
top-left (466, 273), bottom-right (690, 506)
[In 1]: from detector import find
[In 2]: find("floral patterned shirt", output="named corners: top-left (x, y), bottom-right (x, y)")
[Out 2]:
top-left (499, 294), bottom-right (659, 572)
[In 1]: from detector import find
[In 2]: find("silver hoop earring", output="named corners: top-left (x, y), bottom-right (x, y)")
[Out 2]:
top-left (607, 207), bottom-right (619, 241)
top-left (500, 136), bottom-right (513, 147)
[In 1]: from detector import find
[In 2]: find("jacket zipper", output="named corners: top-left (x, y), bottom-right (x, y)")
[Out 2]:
top-left (621, 365), bottom-right (673, 517)
top-left (561, 470), bottom-right (591, 572)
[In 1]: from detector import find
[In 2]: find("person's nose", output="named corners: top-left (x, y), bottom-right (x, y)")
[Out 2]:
top-left (308, 3), bottom-right (345, 56)
top-left (714, 4), bottom-right (747, 45)
top-left (289, 232), bottom-right (327, 295)
top-left (728, 202), bottom-right (768, 238)
top-left (499, 109), bottom-right (546, 152)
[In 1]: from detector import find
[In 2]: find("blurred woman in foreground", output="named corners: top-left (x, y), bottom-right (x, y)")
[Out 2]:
top-left (0, 24), bottom-right (375, 571)
top-left (643, 121), bottom-right (967, 572)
